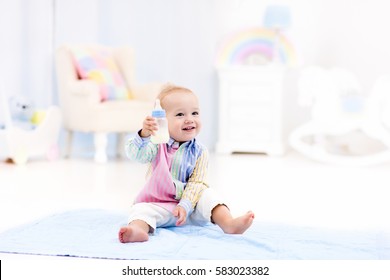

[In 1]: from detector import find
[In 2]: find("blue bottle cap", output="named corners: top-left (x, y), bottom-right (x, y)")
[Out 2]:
top-left (152, 99), bottom-right (166, 118)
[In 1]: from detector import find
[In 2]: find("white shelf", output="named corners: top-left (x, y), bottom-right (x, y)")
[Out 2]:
top-left (216, 64), bottom-right (285, 155)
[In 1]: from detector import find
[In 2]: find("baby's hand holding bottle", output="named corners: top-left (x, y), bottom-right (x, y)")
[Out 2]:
top-left (140, 116), bottom-right (158, 138)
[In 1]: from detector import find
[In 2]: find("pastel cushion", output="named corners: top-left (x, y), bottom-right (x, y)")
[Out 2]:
top-left (71, 46), bottom-right (132, 101)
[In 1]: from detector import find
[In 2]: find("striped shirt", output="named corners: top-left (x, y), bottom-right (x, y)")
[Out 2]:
top-left (125, 133), bottom-right (209, 215)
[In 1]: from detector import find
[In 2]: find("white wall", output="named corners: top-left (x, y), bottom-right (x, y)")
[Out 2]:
top-left (2, 0), bottom-right (390, 155)
top-left (315, 0), bottom-right (390, 91)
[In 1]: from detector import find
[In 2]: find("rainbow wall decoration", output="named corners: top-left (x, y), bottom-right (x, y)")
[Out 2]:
top-left (215, 27), bottom-right (296, 67)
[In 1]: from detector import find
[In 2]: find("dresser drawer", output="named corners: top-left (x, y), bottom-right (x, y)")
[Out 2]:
top-left (228, 124), bottom-right (272, 141)
top-left (228, 106), bottom-right (272, 124)
top-left (228, 84), bottom-right (274, 104)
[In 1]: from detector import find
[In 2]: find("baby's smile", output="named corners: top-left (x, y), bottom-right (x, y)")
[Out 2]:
top-left (182, 126), bottom-right (196, 131)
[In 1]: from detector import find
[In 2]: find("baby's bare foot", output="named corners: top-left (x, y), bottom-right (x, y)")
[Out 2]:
top-left (118, 225), bottom-right (149, 243)
top-left (222, 211), bottom-right (255, 234)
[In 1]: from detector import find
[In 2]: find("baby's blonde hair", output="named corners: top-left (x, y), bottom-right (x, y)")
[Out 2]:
top-left (157, 83), bottom-right (194, 105)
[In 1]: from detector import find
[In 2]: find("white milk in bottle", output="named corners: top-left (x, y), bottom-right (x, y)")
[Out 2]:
top-left (150, 99), bottom-right (169, 144)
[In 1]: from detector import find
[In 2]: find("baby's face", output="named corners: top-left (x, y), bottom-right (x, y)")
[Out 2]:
top-left (161, 91), bottom-right (202, 142)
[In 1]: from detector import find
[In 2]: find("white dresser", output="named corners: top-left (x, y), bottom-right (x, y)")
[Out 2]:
top-left (216, 65), bottom-right (285, 155)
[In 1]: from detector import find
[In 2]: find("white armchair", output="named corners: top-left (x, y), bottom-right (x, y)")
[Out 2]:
top-left (55, 45), bottom-right (162, 162)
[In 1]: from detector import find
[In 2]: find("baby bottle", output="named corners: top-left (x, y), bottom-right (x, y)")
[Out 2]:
top-left (150, 99), bottom-right (169, 144)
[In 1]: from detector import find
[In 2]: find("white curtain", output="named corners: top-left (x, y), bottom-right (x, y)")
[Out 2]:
top-left (0, 0), bottom-right (54, 108)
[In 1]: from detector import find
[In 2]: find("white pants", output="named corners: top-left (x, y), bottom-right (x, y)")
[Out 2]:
top-left (127, 188), bottom-right (225, 232)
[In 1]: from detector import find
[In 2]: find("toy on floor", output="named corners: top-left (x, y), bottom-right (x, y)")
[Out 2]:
top-left (0, 85), bottom-right (62, 164)
top-left (8, 95), bottom-right (36, 130)
top-left (0, 106), bottom-right (62, 165)
top-left (289, 66), bottom-right (390, 166)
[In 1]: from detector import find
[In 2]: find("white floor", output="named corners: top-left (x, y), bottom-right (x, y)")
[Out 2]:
top-left (1, 150), bottom-right (390, 260)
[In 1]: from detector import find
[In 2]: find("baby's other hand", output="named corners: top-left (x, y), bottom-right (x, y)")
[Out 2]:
top-left (140, 116), bottom-right (158, 138)
top-left (173, 206), bottom-right (187, 226)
